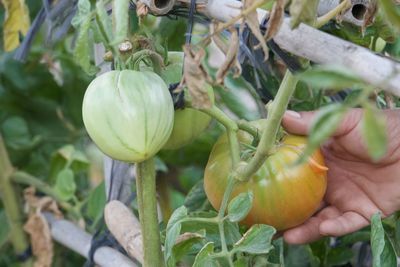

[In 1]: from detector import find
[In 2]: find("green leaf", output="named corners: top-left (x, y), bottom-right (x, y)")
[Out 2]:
top-left (71, 0), bottom-right (91, 28)
top-left (234, 257), bottom-right (249, 267)
top-left (289, 0), bottom-right (319, 28)
top-left (233, 225), bottom-right (276, 254)
top-left (298, 104), bottom-right (347, 164)
top-left (54, 168), bottom-right (76, 201)
top-left (172, 230), bottom-right (205, 264)
top-left (361, 104), bottom-right (388, 161)
top-left (326, 247), bottom-right (354, 266)
top-left (0, 210), bottom-right (10, 249)
top-left (184, 180), bottom-right (209, 212)
top-left (85, 182), bottom-right (106, 221)
top-left (165, 206), bottom-right (188, 265)
top-left (1, 116), bottom-right (37, 150)
top-left (377, 0), bottom-right (400, 32)
top-left (298, 65), bottom-right (364, 90)
top-left (227, 191), bottom-right (253, 223)
top-left (73, 14), bottom-right (98, 75)
top-left (113, 0), bottom-right (130, 44)
top-left (193, 242), bottom-right (218, 267)
top-left (49, 145), bottom-right (89, 181)
top-left (371, 213), bottom-right (398, 267)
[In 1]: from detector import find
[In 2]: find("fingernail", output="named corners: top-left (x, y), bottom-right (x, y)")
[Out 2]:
top-left (285, 110), bottom-right (301, 119)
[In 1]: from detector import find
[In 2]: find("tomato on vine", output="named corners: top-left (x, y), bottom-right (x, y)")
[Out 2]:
top-left (204, 120), bottom-right (328, 230)
top-left (82, 70), bottom-right (174, 163)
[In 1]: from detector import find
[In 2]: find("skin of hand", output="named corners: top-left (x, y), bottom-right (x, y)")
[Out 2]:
top-left (281, 108), bottom-right (400, 244)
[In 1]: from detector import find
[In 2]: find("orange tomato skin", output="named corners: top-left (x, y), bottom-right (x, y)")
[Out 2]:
top-left (204, 120), bottom-right (327, 231)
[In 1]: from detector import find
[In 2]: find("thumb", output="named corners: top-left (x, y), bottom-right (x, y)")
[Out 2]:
top-left (282, 109), bottom-right (363, 137)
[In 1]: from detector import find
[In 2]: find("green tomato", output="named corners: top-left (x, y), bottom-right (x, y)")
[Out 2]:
top-left (160, 52), bottom-right (214, 150)
top-left (82, 70), bottom-right (174, 163)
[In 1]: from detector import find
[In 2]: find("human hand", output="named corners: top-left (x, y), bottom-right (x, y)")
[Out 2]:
top-left (281, 108), bottom-right (400, 244)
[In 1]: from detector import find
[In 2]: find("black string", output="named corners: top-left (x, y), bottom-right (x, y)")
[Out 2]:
top-left (15, 246), bottom-right (32, 262)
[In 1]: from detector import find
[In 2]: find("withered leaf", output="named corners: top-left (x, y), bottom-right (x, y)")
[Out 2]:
top-left (23, 187), bottom-right (63, 267)
top-left (362, 0), bottom-right (378, 33)
top-left (175, 232), bottom-right (204, 245)
top-left (265, 0), bottom-right (285, 40)
top-left (289, 0), bottom-right (319, 28)
top-left (212, 26), bottom-right (241, 84)
top-left (182, 45), bottom-right (212, 109)
top-left (136, 1), bottom-right (148, 17)
top-left (243, 0), bottom-right (269, 60)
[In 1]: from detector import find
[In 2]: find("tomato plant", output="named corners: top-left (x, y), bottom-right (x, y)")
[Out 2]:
top-left (82, 70), bottom-right (174, 163)
top-left (204, 120), bottom-right (327, 230)
top-left (1, 0), bottom-right (400, 267)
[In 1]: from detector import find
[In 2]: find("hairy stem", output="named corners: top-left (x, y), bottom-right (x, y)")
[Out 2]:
top-left (136, 158), bottom-right (164, 267)
top-left (237, 71), bottom-right (298, 181)
top-left (0, 136), bottom-right (32, 267)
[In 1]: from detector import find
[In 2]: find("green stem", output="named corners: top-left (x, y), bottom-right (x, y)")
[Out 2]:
top-left (237, 120), bottom-right (260, 144)
top-left (136, 158), bottom-right (164, 267)
top-left (0, 136), bottom-right (32, 267)
top-left (237, 71), bottom-right (299, 182)
top-left (200, 105), bottom-right (241, 262)
top-left (11, 172), bottom-right (80, 219)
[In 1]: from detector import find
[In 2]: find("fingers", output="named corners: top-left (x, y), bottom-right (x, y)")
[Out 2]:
top-left (283, 206), bottom-right (369, 244)
top-left (282, 109), bottom-right (363, 137)
top-left (283, 206), bottom-right (340, 244)
top-left (319, 212), bottom-right (370, 237)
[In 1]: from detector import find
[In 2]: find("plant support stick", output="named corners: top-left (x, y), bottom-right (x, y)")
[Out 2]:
top-left (136, 158), bottom-right (165, 267)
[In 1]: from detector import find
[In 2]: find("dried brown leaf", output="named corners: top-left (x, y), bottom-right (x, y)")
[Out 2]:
top-left (265, 0), bottom-right (285, 40)
top-left (212, 26), bottom-right (241, 84)
top-left (23, 187), bottom-right (63, 267)
top-left (175, 232), bottom-right (204, 245)
top-left (182, 45), bottom-right (212, 109)
top-left (243, 0), bottom-right (269, 60)
top-left (362, 0), bottom-right (378, 33)
top-left (136, 1), bottom-right (148, 17)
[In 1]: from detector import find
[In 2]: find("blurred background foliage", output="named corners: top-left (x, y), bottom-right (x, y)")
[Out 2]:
top-left (0, 0), bottom-right (399, 266)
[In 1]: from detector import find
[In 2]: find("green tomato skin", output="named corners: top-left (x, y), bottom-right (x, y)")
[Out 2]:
top-left (161, 52), bottom-right (213, 150)
top-left (82, 70), bottom-right (174, 163)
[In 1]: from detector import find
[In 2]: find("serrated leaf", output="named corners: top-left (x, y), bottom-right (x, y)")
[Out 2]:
top-left (71, 0), bottom-right (91, 28)
top-left (298, 104), bottom-right (347, 163)
top-left (299, 65), bottom-right (364, 90)
top-left (377, 0), bottom-right (400, 31)
top-left (54, 168), bottom-right (76, 201)
top-left (361, 104), bottom-right (388, 161)
top-left (1, 0), bottom-right (30, 51)
top-left (193, 242), bottom-right (218, 267)
top-left (371, 213), bottom-right (398, 267)
top-left (233, 225), bottom-right (276, 254)
top-left (228, 191), bottom-right (253, 223)
top-left (113, 0), bottom-right (130, 44)
top-left (74, 14), bottom-right (98, 75)
top-left (289, 0), bottom-right (319, 28)
top-left (165, 206), bottom-right (188, 265)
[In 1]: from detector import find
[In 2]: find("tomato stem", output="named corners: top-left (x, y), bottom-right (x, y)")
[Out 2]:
top-left (237, 71), bottom-right (299, 182)
top-left (136, 158), bottom-right (165, 267)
